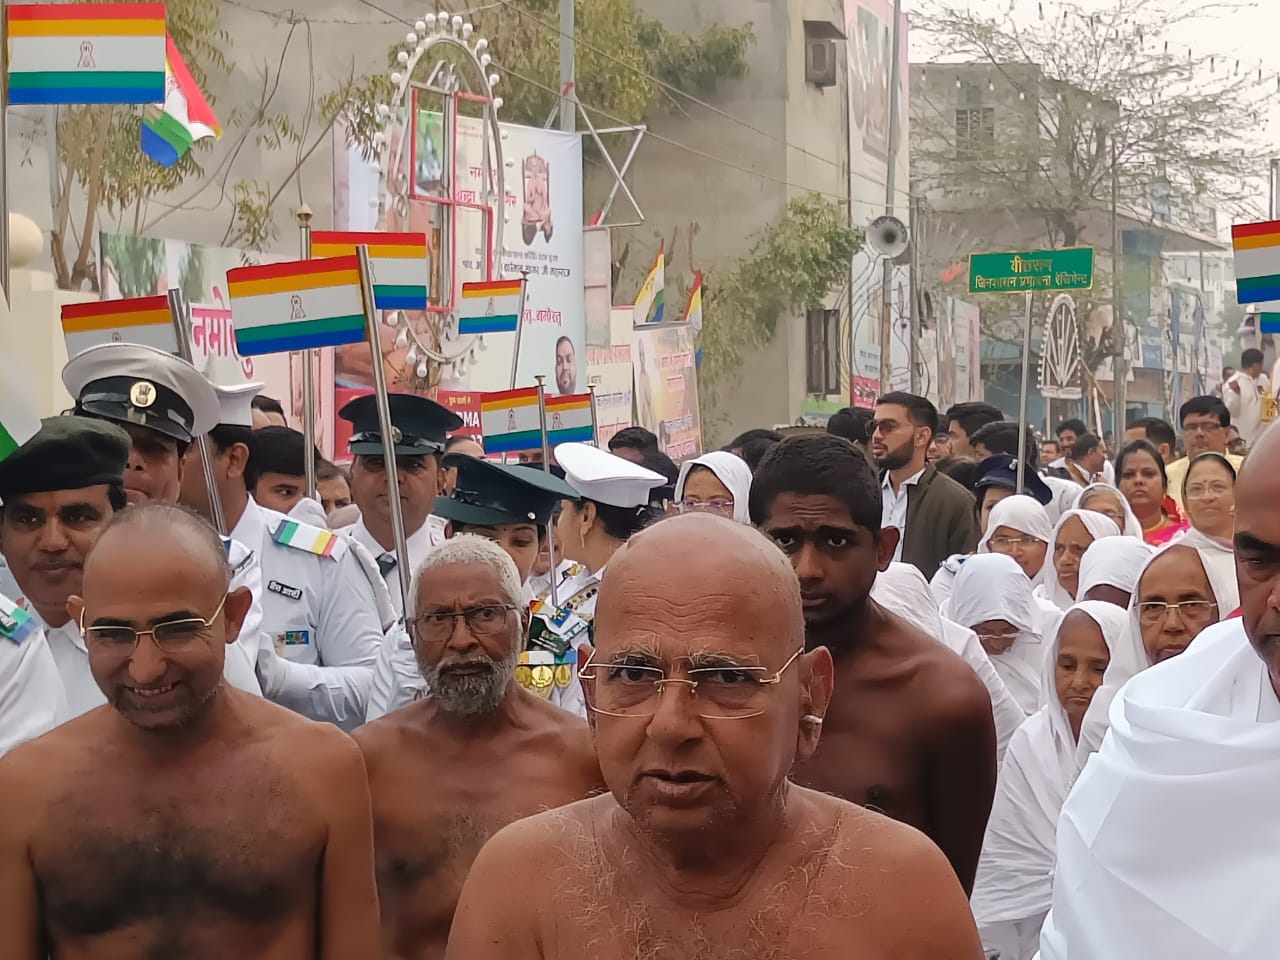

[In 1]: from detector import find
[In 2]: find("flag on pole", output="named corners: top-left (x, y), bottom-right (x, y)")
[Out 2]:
top-left (682, 271), bottom-right (703, 335)
top-left (0, 371), bottom-right (42, 462)
top-left (141, 33), bottom-right (222, 166)
top-left (544, 393), bottom-right (594, 445)
top-left (633, 243), bottom-right (665, 326)
top-left (1232, 220), bottom-right (1280, 304)
top-left (1252, 304), bottom-right (1280, 334)
top-left (311, 231), bottom-right (430, 310)
top-left (6, 3), bottom-right (167, 105)
top-left (227, 256), bottom-right (367, 356)
top-left (61, 295), bottom-right (179, 355)
top-left (479, 387), bottom-right (541, 453)
top-left (458, 279), bottom-right (524, 334)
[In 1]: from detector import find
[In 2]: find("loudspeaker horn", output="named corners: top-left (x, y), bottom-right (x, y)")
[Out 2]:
top-left (868, 215), bottom-right (909, 259)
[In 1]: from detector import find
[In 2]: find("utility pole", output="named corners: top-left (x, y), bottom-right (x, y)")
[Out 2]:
top-left (559, 0), bottom-right (575, 132)
top-left (908, 188), bottom-right (921, 393)
top-left (1111, 123), bottom-right (1126, 434)
top-left (879, 0), bottom-right (903, 390)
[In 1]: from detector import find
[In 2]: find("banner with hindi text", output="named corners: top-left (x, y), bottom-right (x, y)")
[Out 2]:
top-left (632, 323), bottom-right (702, 461)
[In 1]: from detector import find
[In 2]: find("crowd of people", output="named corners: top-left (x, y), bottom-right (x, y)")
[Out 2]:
top-left (0, 339), bottom-right (1276, 959)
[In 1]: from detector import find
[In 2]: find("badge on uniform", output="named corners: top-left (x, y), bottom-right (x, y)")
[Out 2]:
top-left (0, 596), bottom-right (34, 645)
top-left (271, 518), bottom-right (343, 560)
top-left (273, 630), bottom-right (310, 654)
top-left (267, 580), bottom-right (303, 600)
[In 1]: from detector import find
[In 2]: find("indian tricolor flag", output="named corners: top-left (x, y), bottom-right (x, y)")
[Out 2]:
top-left (458, 279), bottom-right (524, 335)
top-left (1232, 220), bottom-right (1280, 305)
top-left (62, 295), bottom-right (178, 356)
top-left (480, 387), bottom-right (541, 454)
top-left (311, 231), bottom-right (430, 311)
top-left (141, 34), bottom-right (222, 167)
top-left (227, 257), bottom-right (367, 356)
top-left (544, 393), bottom-right (593, 445)
top-left (6, 3), bottom-right (166, 105)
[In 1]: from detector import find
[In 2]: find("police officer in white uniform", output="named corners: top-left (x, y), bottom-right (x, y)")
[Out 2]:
top-left (365, 453), bottom-right (582, 720)
top-left (184, 377), bottom-right (385, 729)
top-left (61, 343), bottom-right (265, 695)
top-left (335, 393), bottom-right (463, 616)
top-left (0, 600), bottom-right (65, 756)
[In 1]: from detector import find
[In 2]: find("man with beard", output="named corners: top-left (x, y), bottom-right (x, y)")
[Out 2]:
top-left (554, 336), bottom-right (577, 395)
top-left (749, 434), bottom-right (996, 894)
top-left (337, 393), bottom-right (463, 616)
top-left (0, 502), bottom-right (379, 960)
top-left (60, 343), bottom-right (266, 698)
top-left (445, 514), bottom-right (984, 959)
top-left (870, 392), bottom-right (979, 579)
top-left (356, 535), bottom-right (602, 959)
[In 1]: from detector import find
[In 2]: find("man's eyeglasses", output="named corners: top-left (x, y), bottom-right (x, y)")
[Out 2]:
top-left (672, 498), bottom-right (734, 517)
top-left (1182, 421), bottom-right (1224, 435)
top-left (988, 535), bottom-right (1044, 549)
top-left (409, 604), bottom-right (517, 642)
top-left (866, 419), bottom-right (902, 438)
top-left (578, 648), bottom-right (803, 720)
top-left (82, 596), bottom-right (228, 652)
top-left (1137, 600), bottom-right (1217, 626)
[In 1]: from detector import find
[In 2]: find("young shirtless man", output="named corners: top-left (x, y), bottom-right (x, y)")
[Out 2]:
top-left (355, 535), bottom-right (602, 960)
top-left (0, 503), bottom-right (379, 960)
top-left (749, 433), bottom-right (997, 894)
top-left (445, 514), bottom-right (983, 959)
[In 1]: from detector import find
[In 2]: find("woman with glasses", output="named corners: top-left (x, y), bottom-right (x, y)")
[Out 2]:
top-left (1075, 482), bottom-right (1143, 539)
top-left (949, 553), bottom-right (1051, 715)
top-left (1116, 439), bottom-right (1189, 546)
top-left (977, 495), bottom-right (1054, 587)
top-left (1036, 510), bottom-right (1122, 611)
top-left (671, 450), bottom-right (753, 523)
top-left (1074, 542), bottom-right (1240, 765)
top-left (1177, 453), bottom-right (1237, 546)
top-left (972, 601), bottom-right (1128, 960)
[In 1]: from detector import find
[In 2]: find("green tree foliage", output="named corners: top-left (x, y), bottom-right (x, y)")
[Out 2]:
top-left (699, 196), bottom-right (862, 399)
top-left (99, 234), bottom-right (165, 298)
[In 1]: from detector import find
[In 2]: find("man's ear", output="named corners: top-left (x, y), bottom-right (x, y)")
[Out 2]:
top-left (794, 645), bottom-right (834, 765)
top-left (227, 442), bottom-right (251, 481)
top-left (875, 526), bottom-right (899, 572)
top-left (222, 586), bottom-right (254, 644)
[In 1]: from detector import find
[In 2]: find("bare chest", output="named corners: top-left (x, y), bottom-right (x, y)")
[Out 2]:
top-left (32, 758), bottom-right (325, 943)
top-left (790, 680), bottom-right (930, 829)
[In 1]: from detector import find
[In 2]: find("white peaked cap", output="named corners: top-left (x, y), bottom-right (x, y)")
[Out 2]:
top-left (554, 441), bottom-right (666, 508)
top-left (202, 353), bottom-right (263, 428)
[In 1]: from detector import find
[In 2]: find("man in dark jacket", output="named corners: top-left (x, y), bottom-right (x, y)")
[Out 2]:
top-left (871, 392), bottom-right (979, 579)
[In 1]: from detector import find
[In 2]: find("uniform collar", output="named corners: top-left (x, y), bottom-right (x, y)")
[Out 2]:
top-left (230, 498), bottom-right (266, 546)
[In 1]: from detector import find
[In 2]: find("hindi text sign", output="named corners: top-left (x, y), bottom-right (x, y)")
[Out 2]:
top-left (968, 247), bottom-right (1095, 295)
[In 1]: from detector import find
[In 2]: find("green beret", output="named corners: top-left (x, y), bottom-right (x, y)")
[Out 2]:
top-left (0, 416), bottom-right (131, 501)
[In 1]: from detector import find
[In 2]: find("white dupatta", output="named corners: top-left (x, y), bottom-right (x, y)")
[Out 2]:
top-left (1036, 510), bottom-right (1122, 612)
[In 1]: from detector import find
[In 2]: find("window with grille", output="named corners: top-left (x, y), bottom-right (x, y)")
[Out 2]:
top-left (806, 308), bottom-right (842, 395)
top-left (955, 107), bottom-right (995, 159)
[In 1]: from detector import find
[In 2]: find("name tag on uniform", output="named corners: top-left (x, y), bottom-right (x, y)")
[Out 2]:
top-left (273, 630), bottom-right (310, 654)
top-left (267, 580), bottom-right (302, 601)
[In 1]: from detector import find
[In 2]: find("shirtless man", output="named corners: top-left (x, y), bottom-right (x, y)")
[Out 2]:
top-left (356, 535), bottom-right (602, 959)
top-left (0, 502), bottom-right (378, 960)
top-left (446, 514), bottom-right (982, 959)
top-left (748, 433), bottom-right (997, 893)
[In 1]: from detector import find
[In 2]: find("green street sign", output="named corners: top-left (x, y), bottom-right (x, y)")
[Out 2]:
top-left (968, 247), bottom-right (1095, 295)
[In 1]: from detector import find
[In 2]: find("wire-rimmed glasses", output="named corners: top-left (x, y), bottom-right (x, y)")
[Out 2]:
top-left (81, 596), bottom-right (228, 652)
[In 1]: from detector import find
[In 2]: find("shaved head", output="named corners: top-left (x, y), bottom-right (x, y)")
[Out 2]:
top-left (87, 501), bottom-right (230, 587)
top-left (1234, 426), bottom-right (1280, 694)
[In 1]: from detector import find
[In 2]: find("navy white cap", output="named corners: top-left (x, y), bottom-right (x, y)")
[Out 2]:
top-left (62, 343), bottom-right (220, 444)
top-left (554, 441), bottom-right (666, 509)
top-left (204, 353), bottom-right (263, 429)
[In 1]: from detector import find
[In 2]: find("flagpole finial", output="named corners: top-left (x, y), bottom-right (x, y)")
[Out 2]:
top-left (296, 204), bottom-right (313, 226)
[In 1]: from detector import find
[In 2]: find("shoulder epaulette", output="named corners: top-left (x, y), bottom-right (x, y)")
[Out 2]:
top-left (270, 517), bottom-right (348, 561)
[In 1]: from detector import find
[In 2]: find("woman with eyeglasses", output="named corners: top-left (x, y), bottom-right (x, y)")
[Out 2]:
top-left (949, 553), bottom-right (1052, 715)
top-left (977, 495), bottom-right (1053, 587)
top-left (1075, 482), bottom-right (1143, 539)
top-left (1177, 453), bottom-right (1237, 545)
top-left (1116, 439), bottom-right (1189, 546)
top-left (671, 450), bottom-right (753, 523)
top-left (1036, 510), bottom-right (1122, 611)
top-left (1074, 542), bottom-right (1240, 765)
top-left (971, 601), bottom-right (1128, 960)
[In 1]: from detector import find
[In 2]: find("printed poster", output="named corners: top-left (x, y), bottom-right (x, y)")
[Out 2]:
top-left (632, 323), bottom-right (702, 460)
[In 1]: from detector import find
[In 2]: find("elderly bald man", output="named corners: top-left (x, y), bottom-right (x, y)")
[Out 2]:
top-left (445, 513), bottom-right (983, 960)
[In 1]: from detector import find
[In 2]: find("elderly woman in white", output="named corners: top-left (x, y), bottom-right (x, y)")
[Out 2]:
top-left (971, 600), bottom-right (1129, 960)
top-left (671, 450), bottom-right (753, 523)
top-left (1036, 509), bottom-right (1122, 611)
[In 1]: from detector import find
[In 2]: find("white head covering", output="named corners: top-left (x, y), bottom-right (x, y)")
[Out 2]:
top-left (673, 450), bottom-right (753, 524)
top-left (1037, 509), bottom-right (1122, 611)
top-left (1039, 619), bottom-right (1280, 960)
top-left (1075, 481), bottom-right (1143, 539)
top-left (1074, 540), bottom-right (1240, 767)
top-left (972, 601), bottom-right (1129, 930)
top-left (872, 562), bottom-right (943, 638)
top-left (554, 442), bottom-right (665, 508)
top-left (949, 553), bottom-right (1045, 714)
top-left (978, 494), bottom-right (1055, 585)
top-left (1077, 535), bottom-right (1154, 599)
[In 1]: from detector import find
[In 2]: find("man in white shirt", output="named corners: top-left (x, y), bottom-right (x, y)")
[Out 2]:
top-left (1224, 347), bottom-right (1273, 449)
top-left (335, 393), bottom-right (463, 617)
top-left (1049, 417), bottom-right (1117, 486)
top-left (179, 377), bottom-right (386, 730)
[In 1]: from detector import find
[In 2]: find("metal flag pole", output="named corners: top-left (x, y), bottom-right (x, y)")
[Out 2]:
top-left (508, 273), bottom-right (530, 389)
top-left (535, 374), bottom-right (559, 607)
top-left (1015, 290), bottom-right (1034, 493)
top-left (357, 244), bottom-right (412, 606)
top-left (0, 0), bottom-right (11, 302)
top-left (167, 288), bottom-right (227, 535)
top-left (587, 382), bottom-right (599, 447)
top-left (297, 205), bottom-right (317, 499)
